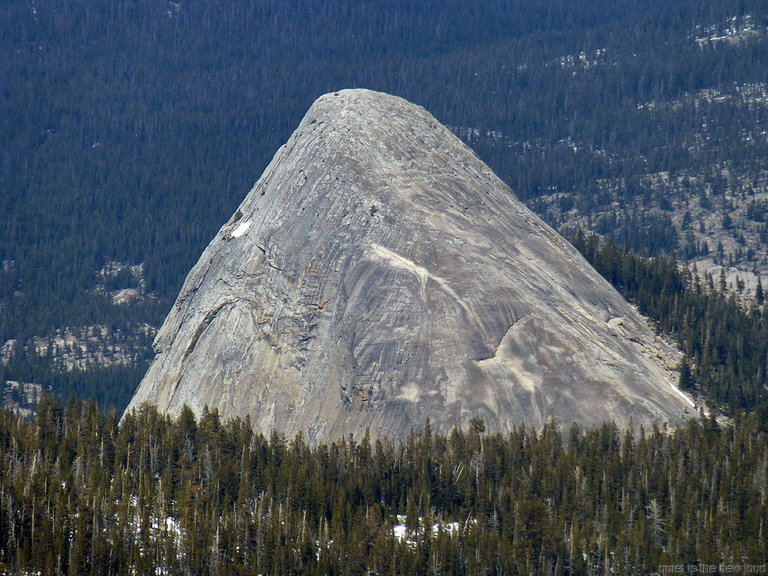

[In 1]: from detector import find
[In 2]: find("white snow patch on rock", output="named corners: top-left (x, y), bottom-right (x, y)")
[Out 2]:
top-left (232, 220), bottom-right (252, 238)
top-left (666, 377), bottom-right (696, 409)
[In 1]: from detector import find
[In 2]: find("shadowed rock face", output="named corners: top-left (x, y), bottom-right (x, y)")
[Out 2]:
top-left (125, 89), bottom-right (693, 442)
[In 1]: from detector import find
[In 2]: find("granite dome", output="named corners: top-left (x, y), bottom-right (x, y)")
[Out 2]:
top-left (125, 89), bottom-right (694, 442)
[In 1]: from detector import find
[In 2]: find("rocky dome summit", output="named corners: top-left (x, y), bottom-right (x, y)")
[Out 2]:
top-left (125, 89), bottom-right (694, 443)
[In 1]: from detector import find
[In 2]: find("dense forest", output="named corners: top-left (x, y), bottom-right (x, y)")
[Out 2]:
top-left (1, 397), bottom-right (766, 575)
top-left (571, 232), bottom-right (768, 412)
top-left (2, 0), bottom-right (768, 409)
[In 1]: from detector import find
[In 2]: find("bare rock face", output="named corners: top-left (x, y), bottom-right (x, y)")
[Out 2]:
top-left (125, 89), bottom-right (693, 442)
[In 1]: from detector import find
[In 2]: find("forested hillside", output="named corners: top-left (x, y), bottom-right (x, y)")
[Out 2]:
top-left (2, 0), bottom-right (767, 408)
top-left (1, 398), bottom-right (767, 575)
top-left (572, 233), bottom-right (768, 412)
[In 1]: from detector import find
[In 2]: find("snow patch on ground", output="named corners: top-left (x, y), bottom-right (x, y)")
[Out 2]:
top-left (393, 523), bottom-right (407, 541)
top-left (693, 14), bottom-right (767, 47)
top-left (393, 515), bottom-right (462, 544)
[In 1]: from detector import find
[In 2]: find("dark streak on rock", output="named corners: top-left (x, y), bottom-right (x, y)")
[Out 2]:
top-left (183, 301), bottom-right (232, 360)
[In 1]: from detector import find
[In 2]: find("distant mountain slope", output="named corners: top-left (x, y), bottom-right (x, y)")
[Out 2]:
top-left (1, 0), bottom-right (766, 409)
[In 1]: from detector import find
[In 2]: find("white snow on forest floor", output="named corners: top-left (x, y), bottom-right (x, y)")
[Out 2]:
top-left (393, 515), bottom-right (461, 544)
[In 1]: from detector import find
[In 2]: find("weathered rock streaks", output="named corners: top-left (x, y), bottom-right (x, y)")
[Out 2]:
top-left (125, 89), bottom-right (693, 442)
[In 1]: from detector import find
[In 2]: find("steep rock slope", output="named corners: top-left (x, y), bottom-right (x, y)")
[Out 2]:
top-left (125, 89), bottom-right (693, 442)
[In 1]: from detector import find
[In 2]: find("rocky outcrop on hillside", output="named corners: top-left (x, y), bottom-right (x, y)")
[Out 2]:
top-left (125, 89), bottom-right (694, 443)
